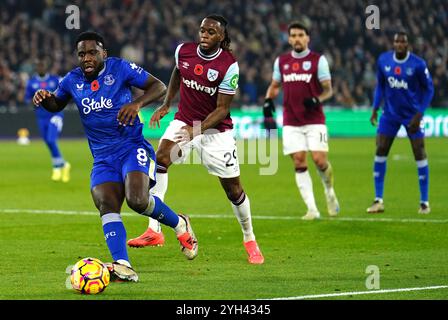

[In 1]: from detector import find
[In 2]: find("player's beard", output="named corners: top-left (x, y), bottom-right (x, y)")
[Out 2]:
top-left (293, 43), bottom-right (307, 54)
top-left (84, 61), bottom-right (104, 80)
top-left (395, 49), bottom-right (408, 60)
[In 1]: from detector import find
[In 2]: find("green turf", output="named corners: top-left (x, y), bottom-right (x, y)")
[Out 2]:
top-left (0, 137), bottom-right (447, 300)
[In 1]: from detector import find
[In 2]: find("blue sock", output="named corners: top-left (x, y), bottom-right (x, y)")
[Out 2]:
top-left (373, 156), bottom-right (387, 200)
top-left (417, 159), bottom-right (429, 203)
top-left (47, 140), bottom-right (64, 168)
top-left (101, 213), bottom-right (129, 263)
top-left (143, 195), bottom-right (179, 228)
top-left (51, 157), bottom-right (65, 168)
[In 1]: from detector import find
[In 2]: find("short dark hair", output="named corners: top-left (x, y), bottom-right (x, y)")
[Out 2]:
top-left (288, 22), bottom-right (309, 35)
top-left (75, 31), bottom-right (105, 48)
top-left (394, 31), bottom-right (408, 40)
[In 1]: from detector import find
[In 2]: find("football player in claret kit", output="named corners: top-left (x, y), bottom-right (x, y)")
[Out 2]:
top-left (127, 15), bottom-right (264, 264)
top-left (263, 22), bottom-right (339, 221)
top-left (367, 31), bottom-right (434, 214)
top-left (32, 31), bottom-right (198, 282)
top-left (25, 55), bottom-right (71, 182)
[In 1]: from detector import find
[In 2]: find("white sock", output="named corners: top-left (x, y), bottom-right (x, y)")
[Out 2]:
top-left (139, 196), bottom-right (161, 232)
top-left (147, 171), bottom-right (168, 230)
top-left (295, 170), bottom-right (318, 212)
top-left (152, 171), bottom-right (168, 201)
top-left (231, 193), bottom-right (255, 243)
top-left (116, 259), bottom-right (131, 268)
top-left (174, 216), bottom-right (186, 236)
top-left (317, 162), bottom-right (334, 193)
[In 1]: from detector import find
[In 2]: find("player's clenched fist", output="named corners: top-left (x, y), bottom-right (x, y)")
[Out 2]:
top-left (32, 89), bottom-right (52, 106)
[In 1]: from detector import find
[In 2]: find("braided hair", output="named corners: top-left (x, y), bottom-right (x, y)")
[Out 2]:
top-left (205, 14), bottom-right (231, 51)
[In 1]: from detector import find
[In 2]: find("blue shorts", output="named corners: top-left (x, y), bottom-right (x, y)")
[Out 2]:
top-left (37, 114), bottom-right (64, 143)
top-left (90, 141), bottom-right (157, 189)
top-left (377, 114), bottom-right (424, 140)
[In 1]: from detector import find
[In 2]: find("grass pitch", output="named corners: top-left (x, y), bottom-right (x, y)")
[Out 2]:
top-left (0, 137), bottom-right (447, 300)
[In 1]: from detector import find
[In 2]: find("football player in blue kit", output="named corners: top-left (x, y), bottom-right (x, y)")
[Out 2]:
top-left (25, 56), bottom-right (70, 182)
top-left (367, 32), bottom-right (434, 215)
top-left (32, 32), bottom-right (198, 282)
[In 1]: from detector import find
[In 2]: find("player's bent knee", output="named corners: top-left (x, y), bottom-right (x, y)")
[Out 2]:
top-left (376, 147), bottom-right (389, 156)
top-left (95, 200), bottom-right (121, 216)
top-left (314, 160), bottom-right (328, 171)
top-left (156, 151), bottom-right (173, 168)
top-left (126, 195), bottom-right (149, 214)
top-left (224, 185), bottom-right (243, 202)
top-left (291, 155), bottom-right (307, 169)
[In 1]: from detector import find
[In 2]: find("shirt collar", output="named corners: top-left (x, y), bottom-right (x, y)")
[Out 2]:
top-left (291, 49), bottom-right (310, 59)
top-left (197, 45), bottom-right (222, 61)
top-left (393, 51), bottom-right (410, 64)
top-left (98, 60), bottom-right (107, 76)
top-left (35, 74), bottom-right (49, 81)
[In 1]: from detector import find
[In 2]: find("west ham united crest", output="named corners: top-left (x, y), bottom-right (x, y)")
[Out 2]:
top-left (302, 61), bottom-right (312, 71)
top-left (207, 68), bottom-right (219, 81)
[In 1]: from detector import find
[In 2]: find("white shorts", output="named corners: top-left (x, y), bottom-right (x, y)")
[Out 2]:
top-left (283, 124), bottom-right (329, 155)
top-left (160, 119), bottom-right (240, 178)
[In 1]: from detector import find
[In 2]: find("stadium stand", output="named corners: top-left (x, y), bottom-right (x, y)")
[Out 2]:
top-left (1, 0), bottom-right (447, 109)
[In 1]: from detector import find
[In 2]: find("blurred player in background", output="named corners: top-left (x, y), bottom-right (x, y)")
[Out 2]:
top-left (367, 32), bottom-right (434, 214)
top-left (24, 56), bottom-right (70, 182)
top-left (263, 22), bottom-right (339, 220)
top-left (128, 15), bottom-right (264, 265)
top-left (32, 31), bottom-right (198, 282)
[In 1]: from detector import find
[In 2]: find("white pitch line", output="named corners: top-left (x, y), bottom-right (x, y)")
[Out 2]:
top-left (0, 208), bottom-right (447, 224)
top-left (262, 285), bottom-right (448, 300)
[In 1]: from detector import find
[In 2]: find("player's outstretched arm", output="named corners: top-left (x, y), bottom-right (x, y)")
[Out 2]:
top-left (263, 80), bottom-right (281, 130)
top-left (117, 75), bottom-right (167, 126)
top-left (32, 89), bottom-right (68, 112)
top-left (150, 67), bottom-right (181, 128)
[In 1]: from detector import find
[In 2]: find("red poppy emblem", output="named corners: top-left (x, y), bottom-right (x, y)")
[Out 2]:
top-left (394, 66), bottom-right (401, 75)
top-left (194, 64), bottom-right (204, 75)
top-left (91, 80), bottom-right (100, 91)
top-left (292, 62), bottom-right (300, 71)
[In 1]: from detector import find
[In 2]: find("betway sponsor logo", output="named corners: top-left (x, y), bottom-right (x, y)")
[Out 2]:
top-left (82, 97), bottom-right (113, 114)
top-left (388, 77), bottom-right (408, 89)
top-left (182, 78), bottom-right (217, 96)
top-left (283, 73), bottom-right (312, 83)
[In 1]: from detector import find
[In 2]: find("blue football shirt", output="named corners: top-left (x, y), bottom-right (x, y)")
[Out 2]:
top-left (25, 74), bottom-right (62, 118)
top-left (54, 57), bottom-right (150, 159)
top-left (373, 51), bottom-right (434, 122)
